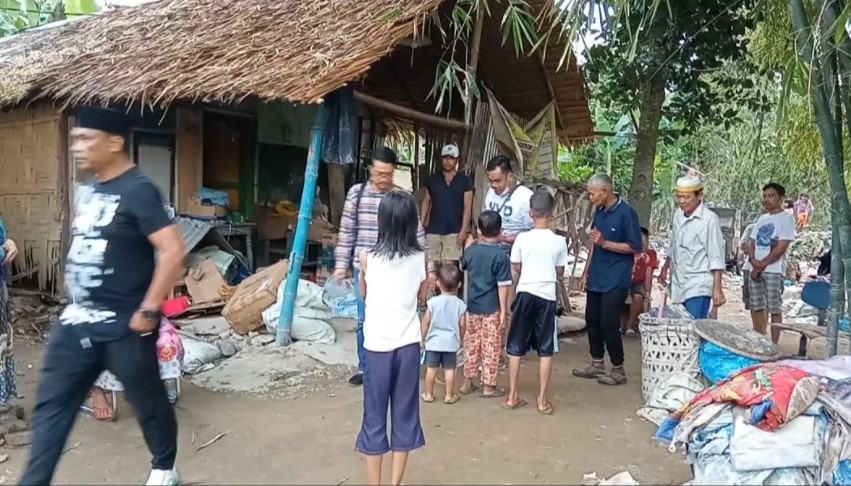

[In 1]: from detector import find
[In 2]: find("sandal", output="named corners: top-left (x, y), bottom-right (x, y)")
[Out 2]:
top-left (572, 364), bottom-right (606, 379)
top-left (459, 383), bottom-right (478, 395)
top-left (597, 368), bottom-right (628, 386)
top-left (501, 397), bottom-right (528, 410)
top-left (537, 400), bottom-right (554, 415)
top-left (479, 386), bottom-right (506, 398)
top-left (444, 395), bottom-right (460, 405)
top-left (420, 392), bottom-right (435, 403)
top-left (89, 387), bottom-right (115, 421)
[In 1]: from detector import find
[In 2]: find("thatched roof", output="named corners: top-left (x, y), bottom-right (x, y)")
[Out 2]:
top-left (0, 0), bottom-right (442, 107)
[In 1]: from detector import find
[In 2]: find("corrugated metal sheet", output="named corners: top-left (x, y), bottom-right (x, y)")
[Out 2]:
top-left (177, 216), bottom-right (249, 271)
top-left (177, 217), bottom-right (215, 253)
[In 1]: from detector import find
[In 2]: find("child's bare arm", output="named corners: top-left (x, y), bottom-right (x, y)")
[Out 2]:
top-left (512, 262), bottom-right (522, 275)
top-left (417, 253), bottom-right (429, 306)
top-left (358, 250), bottom-right (368, 298)
top-left (459, 312), bottom-right (467, 343)
top-left (420, 308), bottom-right (432, 345)
top-left (497, 285), bottom-right (509, 325)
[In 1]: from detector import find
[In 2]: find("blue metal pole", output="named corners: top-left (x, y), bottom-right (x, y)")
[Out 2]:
top-left (277, 103), bottom-right (327, 345)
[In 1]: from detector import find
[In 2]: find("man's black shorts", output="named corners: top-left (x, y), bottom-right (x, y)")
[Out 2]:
top-left (506, 291), bottom-right (557, 357)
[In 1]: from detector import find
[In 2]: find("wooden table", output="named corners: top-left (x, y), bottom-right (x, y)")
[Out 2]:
top-left (771, 322), bottom-right (849, 357)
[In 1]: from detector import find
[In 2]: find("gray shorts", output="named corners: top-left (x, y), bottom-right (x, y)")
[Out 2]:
top-left (629, 283), bottom-right (646, 297)
top-left (424, 351), bottom-right (457, 369)
top-left (748, 272), bottom-right (784, 314)
top-left (742, 270), bottom-right (750, 310)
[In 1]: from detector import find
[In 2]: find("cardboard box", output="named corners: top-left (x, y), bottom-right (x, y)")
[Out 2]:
top-left (185, 258), bottom-right (227, 305)
top-left (255, 205), bottom-right (294, 240)
top-left (222, 259), bottom-right (289, 335)
top-left (185, 197), bottom-right (227, 219)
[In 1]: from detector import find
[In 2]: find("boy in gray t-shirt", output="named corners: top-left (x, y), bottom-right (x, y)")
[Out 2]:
top-left (420, 265), bottom-right (467, 404)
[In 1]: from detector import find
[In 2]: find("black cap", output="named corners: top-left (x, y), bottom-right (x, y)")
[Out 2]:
top-left (76, 107), bottom-right (129, 138)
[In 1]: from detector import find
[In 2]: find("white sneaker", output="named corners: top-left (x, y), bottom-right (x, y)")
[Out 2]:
top-left (145, 468), bottom-right (179, 485)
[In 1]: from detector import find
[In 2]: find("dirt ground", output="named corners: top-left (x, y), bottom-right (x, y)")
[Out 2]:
top-left (9, 279), bottom-right (814, 485)
top-left (0, 326), bottom-right (694, 485)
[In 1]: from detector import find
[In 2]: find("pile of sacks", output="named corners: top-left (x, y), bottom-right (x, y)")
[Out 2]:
top-left (653, 356), bottom-right (851, 484)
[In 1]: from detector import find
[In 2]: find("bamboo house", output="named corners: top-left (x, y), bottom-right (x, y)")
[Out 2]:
top-left (0, 0), bottom-right (594, 296)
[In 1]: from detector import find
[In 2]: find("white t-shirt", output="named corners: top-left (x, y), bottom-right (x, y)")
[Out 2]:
top-left (510, 228), bottom-right (569, 301)
top-left (749, 212), bottom-right (796, 275)
top-left (483, 184), bottom-right (534, 237)
top-left (362, 251), bottom-right (426, 352)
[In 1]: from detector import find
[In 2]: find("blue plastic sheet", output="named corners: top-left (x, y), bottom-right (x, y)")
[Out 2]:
top-left (654, 416), bottom-right (679, 442)
top-left (322, 87), bottom-right (357, 165)
top-left (195, 187), bottom-right (229, 207)
top-left (834, 460), bottom-right (851, 485)
top-left (0, 217), bottom-right (7, 263)
top-left (699, 340), bottom-right (759, 384)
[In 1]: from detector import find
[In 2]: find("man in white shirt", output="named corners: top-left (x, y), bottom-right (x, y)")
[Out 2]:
top-left (658, 173), bottom-right (726, 319)
top-left (744, 182), bottom-right (796, 343)
top-left (481, 155), bottom-right (535, 367)
top-left (481, 155), bottom-right (534, 253)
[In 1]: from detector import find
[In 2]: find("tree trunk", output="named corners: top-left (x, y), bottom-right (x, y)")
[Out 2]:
top-left (627, 25), bottom-right (667, 225)
top-left (789, 0), bottom-right (851, 356)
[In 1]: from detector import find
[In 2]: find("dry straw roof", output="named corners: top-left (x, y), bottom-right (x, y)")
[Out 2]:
top-left (0, 0), bottom-right (443, 107)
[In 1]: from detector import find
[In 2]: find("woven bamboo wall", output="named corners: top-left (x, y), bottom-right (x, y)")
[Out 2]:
top-left (0, 104), bottom-right (65, 295)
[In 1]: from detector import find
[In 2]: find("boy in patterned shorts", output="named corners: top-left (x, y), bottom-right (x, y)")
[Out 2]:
top-left (459, 211), bottom-right (512, 398)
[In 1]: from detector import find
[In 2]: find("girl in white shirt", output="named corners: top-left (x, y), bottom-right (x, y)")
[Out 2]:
top-left (355, 190), bottom-right (429, 486)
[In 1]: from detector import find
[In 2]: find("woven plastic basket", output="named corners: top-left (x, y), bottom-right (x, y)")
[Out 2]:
top-left (638, 312), bottom-right (701, 405)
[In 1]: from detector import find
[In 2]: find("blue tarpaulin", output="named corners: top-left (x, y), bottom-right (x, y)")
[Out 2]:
top-left (322, 87), bottom-right (357, 165)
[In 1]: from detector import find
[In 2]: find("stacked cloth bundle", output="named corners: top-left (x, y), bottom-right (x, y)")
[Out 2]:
top-left (655, 359), bottom-right (851, 485)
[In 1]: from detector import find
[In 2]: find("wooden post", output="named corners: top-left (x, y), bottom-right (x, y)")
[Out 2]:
top-left (353, 91), bottom-right (469, 132)
top-left (460, 7), bottom-right (485, 171)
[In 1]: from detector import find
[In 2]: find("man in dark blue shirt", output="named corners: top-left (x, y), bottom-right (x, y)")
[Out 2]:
top-left (421, 144), bottom-right (473, 265)
top-left (572, 173), bottom-right (642, 386)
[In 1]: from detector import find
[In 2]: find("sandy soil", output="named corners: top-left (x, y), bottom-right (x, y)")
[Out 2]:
top-left (0, 330), bottom-right (693, 485)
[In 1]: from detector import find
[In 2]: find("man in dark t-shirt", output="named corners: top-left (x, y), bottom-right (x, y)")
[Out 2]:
top-left (21, 108), bottom-right (186, 486)
top-left (421, 143), bottom-right (473, 265)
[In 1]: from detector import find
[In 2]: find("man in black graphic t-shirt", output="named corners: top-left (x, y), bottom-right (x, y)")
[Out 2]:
top-left (21, 108), bottom-right (186, 486)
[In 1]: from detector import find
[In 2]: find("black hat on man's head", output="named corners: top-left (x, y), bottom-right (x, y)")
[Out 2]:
top-left (76, 107), bottom-right (129, 138)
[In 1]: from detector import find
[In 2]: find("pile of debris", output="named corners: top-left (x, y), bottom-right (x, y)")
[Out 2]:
top-left (640, 318), bottom-right (851, 485)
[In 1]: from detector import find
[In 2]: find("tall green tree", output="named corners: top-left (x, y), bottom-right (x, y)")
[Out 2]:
top-left (0, 0), bottom-right (99, 36)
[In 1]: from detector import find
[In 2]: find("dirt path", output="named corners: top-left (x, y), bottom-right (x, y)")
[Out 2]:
top-left (2, 332), bottom-right (691, 485)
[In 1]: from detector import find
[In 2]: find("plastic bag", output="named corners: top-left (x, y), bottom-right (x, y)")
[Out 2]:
top-left (699, 340), bottom-right (759, 384)
top-left (324, 278), bottom-right (354, 300)
top-left (181, 336), bottom-right (224, 374)
top-left (834, 460), bottom-right (851, 485)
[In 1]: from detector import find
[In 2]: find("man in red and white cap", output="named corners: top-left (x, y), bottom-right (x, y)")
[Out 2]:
top-left (420, 143), bottom-right (473, 268)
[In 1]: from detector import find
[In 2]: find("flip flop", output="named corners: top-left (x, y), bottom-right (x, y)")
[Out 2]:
top-left (501, 397), bottom-right (528, 410)
top-left (459, 384), bottom-right (478, 395)
top-left (420, 393), bottom-right (435, 403)
top-left (479, 386), bottom-right (506, 398)
top-left (444, 395), bottom-right (460, 405)
top-left (537, 401), bottom-right (554, 415)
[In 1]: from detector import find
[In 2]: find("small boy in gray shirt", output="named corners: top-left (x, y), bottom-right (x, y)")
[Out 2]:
top-left (420, 265), bottom-right (467, 404)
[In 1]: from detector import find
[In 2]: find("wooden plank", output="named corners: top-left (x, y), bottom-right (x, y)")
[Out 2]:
top-left (175, 107), bottom-right (203, 213)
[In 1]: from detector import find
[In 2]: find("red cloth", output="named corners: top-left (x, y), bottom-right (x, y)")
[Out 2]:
top-left (674, 363), bottom-right (817, 431)
top-left (632, 249), bottom-right (658, 284)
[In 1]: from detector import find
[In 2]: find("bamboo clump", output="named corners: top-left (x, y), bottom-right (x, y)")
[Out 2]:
top-left (0, 0), bottom-right (442, 108)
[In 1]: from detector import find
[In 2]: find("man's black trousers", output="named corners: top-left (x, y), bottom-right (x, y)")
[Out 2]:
top-left (20, 325), bottom-right (177, 485)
